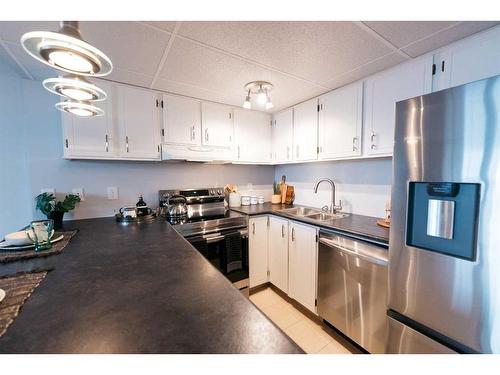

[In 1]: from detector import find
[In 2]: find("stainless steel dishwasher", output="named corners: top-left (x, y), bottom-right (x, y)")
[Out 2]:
top-left (317, 230), bottom-right (388, 353)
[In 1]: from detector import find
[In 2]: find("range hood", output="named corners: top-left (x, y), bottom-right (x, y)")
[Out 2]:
top-left (161, 144), bottom-right (233, 163)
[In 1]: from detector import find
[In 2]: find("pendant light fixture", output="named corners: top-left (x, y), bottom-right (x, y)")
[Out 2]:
top-left (43, 76), bottom-right (107, 102)
top-left (55, 100), bottom-right (104, 117)
top-left (242, 81), bottom-right (274, 110)
top-left (21, 21), bottom-right (113, 76)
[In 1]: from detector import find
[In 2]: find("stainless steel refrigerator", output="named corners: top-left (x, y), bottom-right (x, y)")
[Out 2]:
top-left (387, 75), bottom-right (500, 354)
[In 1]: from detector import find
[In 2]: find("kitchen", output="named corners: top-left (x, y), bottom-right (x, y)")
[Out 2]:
top-left (0, 1), bottom-right (499, 372)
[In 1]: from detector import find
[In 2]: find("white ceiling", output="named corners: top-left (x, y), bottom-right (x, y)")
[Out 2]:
top-left (0, 21), bottom-right (498, 112)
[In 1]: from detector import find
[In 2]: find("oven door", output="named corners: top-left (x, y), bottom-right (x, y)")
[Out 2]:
top-left (186, 227), bottom-right (249, 296)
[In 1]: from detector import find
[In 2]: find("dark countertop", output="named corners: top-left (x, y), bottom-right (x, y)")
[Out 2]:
top-left (0, 218), bottom-right (302, 354)
top-left (231, 203), bottom-right (389, 246)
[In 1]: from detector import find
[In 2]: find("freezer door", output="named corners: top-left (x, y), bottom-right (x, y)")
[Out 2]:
top-left (386, 316), bottom-right (457, 354)
top-left (389, 75), bottom-right (500, 353)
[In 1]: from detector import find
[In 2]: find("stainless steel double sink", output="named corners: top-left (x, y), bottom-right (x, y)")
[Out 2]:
top-left (280, 207), bottom-right (349, 222)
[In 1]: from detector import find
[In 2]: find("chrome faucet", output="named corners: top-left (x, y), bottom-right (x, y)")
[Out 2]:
top-left (314, 178), bottom-right (342, 214)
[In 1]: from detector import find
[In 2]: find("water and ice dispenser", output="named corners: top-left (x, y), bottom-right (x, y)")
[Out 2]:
top-left (406, 182), bottom-right (480, 261)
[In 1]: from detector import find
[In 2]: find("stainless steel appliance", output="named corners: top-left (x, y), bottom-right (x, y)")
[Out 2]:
top-left (159, 188), bottom-right (249, 295)
top-left (388, 75), bottom-right (500, 353)
top-left (317, 230), bottom-right (389, 353)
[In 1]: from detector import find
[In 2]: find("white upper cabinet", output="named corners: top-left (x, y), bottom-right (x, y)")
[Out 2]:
top-left (233, 109), bottom-right (271, 163)
top-left (271, 108), bottom-right (294, 163)
top-left (288, 221), bottom-right (318, 314)
top-left (292, 98), bottom-right (318, 161)
top-left (268, 216), bottom-right (289, 294)
top-left (162, 94), bottom-right (201, 146)
top-left (62, 81), bottom-right (114, 159)
top-left (318, 81), bottom-right (363, 159)
top-left (117, 85), bottom-right (162, 160)
top-left (363, 55), bottom-right (433, 156)
top-left (201, 102), bottom-right (233, 149)
top-left (433, 26), bottom-right (500, 91)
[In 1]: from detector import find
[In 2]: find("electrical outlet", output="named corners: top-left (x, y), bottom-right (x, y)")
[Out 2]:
top-left (107, 186), bottom-right (119, 200)
top-left (72, 188), bottom-right (84, 201)
top-left (41, 188), bottom-right (55, 195)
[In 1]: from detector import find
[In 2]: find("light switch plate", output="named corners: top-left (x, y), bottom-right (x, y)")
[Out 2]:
top-left (72, 188), bottom-right (84, 201)
top-left (107, 186), bottom-right (119, 200)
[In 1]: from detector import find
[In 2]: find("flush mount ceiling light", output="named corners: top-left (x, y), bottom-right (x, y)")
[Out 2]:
top-left (55, 100), bottom-right (104, 117)
top-left (242, 81), bottom-right (274, 110)
top-left (43, 76), bottom-right (107, 102)
top-left (21, 21), bottom-right (112, 76)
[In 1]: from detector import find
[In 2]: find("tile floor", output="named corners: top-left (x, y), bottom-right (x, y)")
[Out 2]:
top-left (250, 287), bottom-right (361, 354)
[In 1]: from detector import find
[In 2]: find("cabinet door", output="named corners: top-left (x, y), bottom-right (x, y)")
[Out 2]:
top-left (201, 102), bottom-right (233, 148)
top-left (293, 98), bottom-right (318, 161)
top-left (268, 216), bottom-right (289, 293)
top-left (444, 27), bottom-right (500, 89)
top-left (117, 85), bottom-right (161, 159)
top-left (288, 221), bottom-right (318, 313)
top-left (271, 108), bottom-right (293, 163)
top-left (364, 55), bottom-right (433, 156)
top-left (234, 109), bottom-right (271, 163)
top-left (249, 216), bottom-right (269, 288)
top-left (318, 81), bottom-right (363, 159)
top-left (162, 94), bottom-right (201, 146)
top-left (62, 81), bottom-right (114, 159)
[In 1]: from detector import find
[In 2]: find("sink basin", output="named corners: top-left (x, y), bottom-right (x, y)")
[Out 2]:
top-left (305, 212), bottom-right (349, 221)
top-left (281, 207), bottom-right (322, 217)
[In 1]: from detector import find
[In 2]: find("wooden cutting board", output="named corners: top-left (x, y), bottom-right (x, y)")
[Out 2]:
top-left (377, 219), bottom-right (390, 228)
top-left (285, 186), bottom-right (295, 204)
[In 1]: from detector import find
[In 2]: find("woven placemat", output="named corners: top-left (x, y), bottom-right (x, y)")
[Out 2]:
top-left (0, 271), bottom-right (48, 337)
top-left (0, 230), bottom-right (77, 263)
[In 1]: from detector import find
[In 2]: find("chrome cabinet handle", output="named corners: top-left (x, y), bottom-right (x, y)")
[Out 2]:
top-left (287, 146), bottom-right (290, 160)
top-left (352, 137), bottom-right (358, 151)
top-left (237, 145), bottom-right (240, 159)
top-left (296, 145), bottom-right (299, 158)
top-left (291, 227), bottom-right (295, 242)
top-left (105, 134), bottom-right (109, 152)
top-left (252, 223), bottom-right (255, 235)
top-left (371, 131), bottom-right (376, 149)
top-left (205, 128), bottom-right (209, 142)
top-left (281, 225), bottom-right (285, 238)
top-left (126, 136), bottom-right (129, 153)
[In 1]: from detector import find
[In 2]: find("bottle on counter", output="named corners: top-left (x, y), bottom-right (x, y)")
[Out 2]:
top-left (136, 194), bottom-right (149, 216)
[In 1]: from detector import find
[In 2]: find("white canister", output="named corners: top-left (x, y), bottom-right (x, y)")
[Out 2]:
top-left (258, 196), bottom-right (264, 204)
top-left (250, 196), bottom-right (258, 205)
top-left (241, 195), bottom-right (251, 206)
top-left (228, 192), bottom-right (241, 207)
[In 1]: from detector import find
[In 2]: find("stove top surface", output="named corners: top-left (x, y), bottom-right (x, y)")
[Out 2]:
top-left (164, 210), bottom-right (247, 237)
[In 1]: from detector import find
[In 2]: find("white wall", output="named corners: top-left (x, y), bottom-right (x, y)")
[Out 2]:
top-left (275, 158), bottom-right (392, 218)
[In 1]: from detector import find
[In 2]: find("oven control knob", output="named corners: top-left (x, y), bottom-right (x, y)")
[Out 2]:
top-left (209, 189), bottom-right (214, 195)
top-left (217, 188), bottom-right (223, 195)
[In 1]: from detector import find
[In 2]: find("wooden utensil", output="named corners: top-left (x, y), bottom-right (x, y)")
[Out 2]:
top-left (285, 186), bottom-right (295, 204)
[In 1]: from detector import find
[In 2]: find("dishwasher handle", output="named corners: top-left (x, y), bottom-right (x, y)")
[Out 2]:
top-left (319, 237), bottom-right (388, 266)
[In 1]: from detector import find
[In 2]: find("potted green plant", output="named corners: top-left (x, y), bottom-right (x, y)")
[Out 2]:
top-left (271, 181), bottom-right (282, 204)
top-left (35, 193), bottom-right (81, 230)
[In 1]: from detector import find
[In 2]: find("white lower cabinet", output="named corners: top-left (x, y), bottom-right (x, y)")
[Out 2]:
top-left (288, 221), bottom-right (319, 314)
top-left (268, 216), bottom-right (289, 294)
top-left (249, 216), bottom-right (269, 288)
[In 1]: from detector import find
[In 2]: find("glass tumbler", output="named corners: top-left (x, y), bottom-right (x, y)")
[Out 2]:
top-left (28, 219), bottom-right (54, 251)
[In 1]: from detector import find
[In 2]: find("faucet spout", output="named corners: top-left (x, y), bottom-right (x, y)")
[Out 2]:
top-left (313, 178), bottom-right (342, 214)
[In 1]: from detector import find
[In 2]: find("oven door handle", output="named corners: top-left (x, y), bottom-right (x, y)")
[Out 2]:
top-left (203, 233), bottom-right (225, 244)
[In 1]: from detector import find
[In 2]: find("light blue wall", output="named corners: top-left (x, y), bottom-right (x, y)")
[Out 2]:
top-left (0, 58), bottom-right (32, 235)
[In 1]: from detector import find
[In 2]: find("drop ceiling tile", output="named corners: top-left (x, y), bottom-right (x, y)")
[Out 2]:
top-left (363, 21), bottom-right (459, 48)
top-left (402, 21), bottom-right (500, 57)
top-left (79, 21), bottom-right (171, 76)
top-left (322, 53), bottom-right (407, 89)
top-left (104, 67), bottom-right (154, 88)
top-left (158, 37), bottom-right (326, 112)
top-left (0, 21), bottom-right (59, 44)
top-left (141, 21), bottom-right (178, 33)
top-left (178, 21), bottom-right (393, 84)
